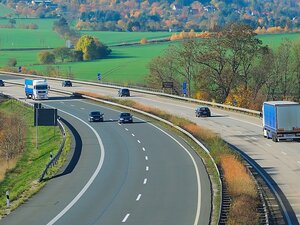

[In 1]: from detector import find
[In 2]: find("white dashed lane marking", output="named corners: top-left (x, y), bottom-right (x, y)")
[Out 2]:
top-left (146, 166), bottom-right (149, 171)
top-left (142, 147), bottom-right (145, 151)
top-left (122, 214), bottom-right (130, 223)
top-left (145, 156), bottom-right (148, 161)
top-left (132, 133), bottom-right (135, 137)
top-left (137, 140), bottom-right (141, 143)
top-left (136, 194), bottom-right (142, 201)
top-left (125, 128), bottom-right (128, 131)
top-left (143, 178), bottom-right (147, 184)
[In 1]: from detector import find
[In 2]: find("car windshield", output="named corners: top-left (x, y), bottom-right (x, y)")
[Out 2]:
top-left (91, 111), bottom-right (101, 116)
top-left (65, 81), bottom-right (71, 84)
top-left (120, 113), bottom-right (130, 117)
top-left (122, 89), bottom-right (129, 94)
top-left (200, 107), bottom-right (208, 111)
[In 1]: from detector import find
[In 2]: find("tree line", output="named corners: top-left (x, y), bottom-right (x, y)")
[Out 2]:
top-left (4, 0), bottom-right (300, 32)
top-left (147, 23), bottom-right (300, 110)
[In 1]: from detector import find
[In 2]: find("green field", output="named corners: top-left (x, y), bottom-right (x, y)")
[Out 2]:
top-left (0, 18), bottom-right (300, 84)
top-left (28, 43), bottom-right (171, 84)
top-left (82, 31), bottom-right (172, 45)
top-left (258, 32), bottom-right (300, 48)
top-left (0, 4), bottom-right (14, 16)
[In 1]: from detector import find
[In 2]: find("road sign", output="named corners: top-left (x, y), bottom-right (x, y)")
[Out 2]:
top-left (162, 81), bottom-right (173, 88)
top-left (97, 72), bottom-right (101, 81)
top-left (18, 66), bottom-right (22, 73)
top-left (182, 81), bottom-right (187, 95)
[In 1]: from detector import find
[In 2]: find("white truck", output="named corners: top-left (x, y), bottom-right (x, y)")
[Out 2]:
top-left (24, 79), bottom-right (49, 100)
top-left (262, 101), bottom-right (300, 142)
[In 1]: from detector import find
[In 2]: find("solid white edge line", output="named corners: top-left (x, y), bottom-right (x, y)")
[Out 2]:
top-left (122, 213), bottom-right (130, 223)
top-left (46, 108), bottom-right (105, 225)
top-left (148, 123), bottom-right (201, 225)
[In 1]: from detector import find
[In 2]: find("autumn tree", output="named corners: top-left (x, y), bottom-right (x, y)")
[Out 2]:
top-left (75, 35), bottom-right (111, 61)
top-left (38, 51), bottom-right (55, 64)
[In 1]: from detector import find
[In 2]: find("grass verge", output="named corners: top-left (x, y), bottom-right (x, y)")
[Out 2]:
top-left (0, 99), bottom-right (71, 218)
top-left (79, 91), bottom-right (260, 225)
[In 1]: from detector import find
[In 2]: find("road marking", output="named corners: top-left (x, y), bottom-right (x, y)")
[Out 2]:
top-left (142, 147), bottom-right (146, 151)
top-left (46, 108), bottom-right (105, 225)
top-left (281, 151), bottom-right (287, 156)
top-left (70, 104), bottom-right (74, 107)
top-left (122, 214), bottom-right (130, 223)
top-left (143, 178), bottom-right (147, 184)
top-left (132, 133), bottom-right (135, 137)
top-left (137, 140), bottom-right (141, 143)
top-left (266, 143), bottom-right (272, 147)
top-left (251, 137), bottom-right (257, 140)
top-left (146, 166), bottom-right (149, 171)
top-left (80, 108), bottom-right (85, 110)
top-left (60, 102), bottom-right (64, 104)
top-left (145, 156), bottom-right (148, 160)
top-left (136, 194), bottom-right (142, 201)
top-left (125, 128), bottom-right (129, 131)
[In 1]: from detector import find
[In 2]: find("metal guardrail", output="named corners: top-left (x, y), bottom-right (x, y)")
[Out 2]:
top-left (0, 70), bottom-right (261, 116)
top-left (39, 118), bottom-right (66, 182)
top-left (0, 90), bottom-right (67, 183)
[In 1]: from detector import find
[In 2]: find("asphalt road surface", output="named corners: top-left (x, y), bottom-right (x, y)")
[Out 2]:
top-left (0, 82), bottom-right (211, 225)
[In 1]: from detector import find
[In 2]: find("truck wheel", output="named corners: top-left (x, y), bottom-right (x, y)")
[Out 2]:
top-left (272, 134), bottom-right (278, 142)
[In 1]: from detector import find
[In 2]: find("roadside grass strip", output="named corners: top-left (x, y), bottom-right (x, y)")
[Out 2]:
top-left (0, 99), bottom-right (71, 218)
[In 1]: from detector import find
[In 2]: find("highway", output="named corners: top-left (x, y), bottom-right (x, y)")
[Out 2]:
top-left (0, 78), bottom-right (211, 225)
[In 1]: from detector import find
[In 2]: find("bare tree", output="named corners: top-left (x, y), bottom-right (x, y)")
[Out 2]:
top-left (0, 115), bottom-right (25, 169)
top-left (147, 50), bottom-right (181, 94)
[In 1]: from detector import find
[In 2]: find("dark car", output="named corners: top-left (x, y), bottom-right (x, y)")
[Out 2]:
top-left (0, 80), bottom-right (4, 87)
top-left (118, 88), bottom-right (130, 97)
top-left (195, 106), bottom-right (211, 117)
top-left (119, 112), bottom-right (133, 123)
top-left (62, 80), bottom-right (72, 87)
top-left (89, 111), bottom-right (104, 122)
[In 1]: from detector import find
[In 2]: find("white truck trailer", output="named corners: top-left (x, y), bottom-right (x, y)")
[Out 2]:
top-left (262, 101), bottom-right (300, 142)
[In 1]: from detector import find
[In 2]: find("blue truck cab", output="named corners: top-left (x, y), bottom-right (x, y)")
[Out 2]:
top-left (25, 79), bottom-right (49, 100)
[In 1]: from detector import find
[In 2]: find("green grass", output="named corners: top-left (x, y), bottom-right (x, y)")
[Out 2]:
top-left (23, 42), bottom-right (171, 84)
top-left (0, 99), bottom-right (71, 217)
top-left (0, 28), bottom-right (64, 49)
top-left (258, 32), bottom-right (300, 49)
top-left (81, 31), bottom-right (172, 45)
top-left (0, 4), bottom-right (14, 16)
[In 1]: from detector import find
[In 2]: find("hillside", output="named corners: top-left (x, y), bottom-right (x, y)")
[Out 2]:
top-left (3, 0), bottom-right (300, 32)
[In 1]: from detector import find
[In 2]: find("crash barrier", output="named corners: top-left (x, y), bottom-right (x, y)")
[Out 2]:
top-left (0, 71), bottom-right (261, 116)
top-left (39, 118), bottom-right (66, 182)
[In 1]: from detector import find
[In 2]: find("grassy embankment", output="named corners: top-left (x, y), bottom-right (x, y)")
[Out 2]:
top-left (0, 99), bottom-right (71, 217)
top-left (78, 91), bottom-right (260, 225)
